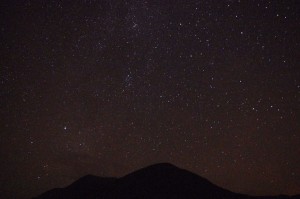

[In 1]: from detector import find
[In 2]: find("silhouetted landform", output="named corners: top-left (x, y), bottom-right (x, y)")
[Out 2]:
top-left (33, 163), bottom-right (300, 199)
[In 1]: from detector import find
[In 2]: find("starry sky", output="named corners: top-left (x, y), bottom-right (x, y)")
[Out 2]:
top-left (0, 0), bottom-right (299, 198)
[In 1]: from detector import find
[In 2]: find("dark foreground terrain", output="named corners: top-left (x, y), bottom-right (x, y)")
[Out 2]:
top-left (33, 163), bottom-right (300, 199)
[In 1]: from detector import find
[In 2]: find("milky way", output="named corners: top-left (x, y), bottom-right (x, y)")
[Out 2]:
top-left (0, 1), bottom-right (299, 198)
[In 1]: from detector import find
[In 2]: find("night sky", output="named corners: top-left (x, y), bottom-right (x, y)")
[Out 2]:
top-left (1, 1), bottom-right (300, 198)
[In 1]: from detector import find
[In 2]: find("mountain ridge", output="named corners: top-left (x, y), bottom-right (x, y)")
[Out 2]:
top-left (33, 163), bottom-right (300, 199)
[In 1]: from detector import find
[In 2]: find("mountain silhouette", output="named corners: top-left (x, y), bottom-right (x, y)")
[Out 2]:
top-left (33, 163), bottom-right (300, 199)
top-left (33, 175), bottom-right (117, 199)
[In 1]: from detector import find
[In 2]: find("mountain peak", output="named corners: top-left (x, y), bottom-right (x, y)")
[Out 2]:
top-left (144, 162), bottom-right (178, 169)
top-left (122, 162), bottom-right (184, 179)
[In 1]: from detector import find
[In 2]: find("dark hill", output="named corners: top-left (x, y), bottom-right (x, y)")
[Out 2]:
top-left (112, 163), bottom-right (239, 199)
top-left (34, 175), bottom-right (116, 199)
top-left (33, 163), bottom-right (300, 199)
